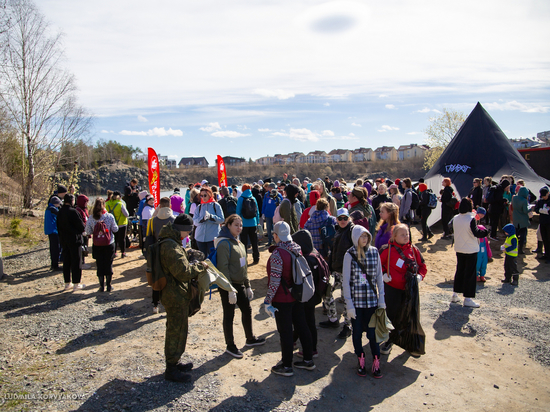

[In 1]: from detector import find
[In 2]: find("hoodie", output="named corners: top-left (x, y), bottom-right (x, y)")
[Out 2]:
top-left (76, 195), bottom-right (89, 224)
top-left (300, 190), bottom-right (321, 228)
top-left (44, 203), bottom-right (59, 235)
top-left (236, 189), bottom-right (259, 227)
top-left (304, 209), bottom-right (337, 251)
top-left (214, 226), bottom-right (249, 286)
top-left (512, 186), bottom-right (530, 229)
top-left (342, 225), bottom-right (385, 310)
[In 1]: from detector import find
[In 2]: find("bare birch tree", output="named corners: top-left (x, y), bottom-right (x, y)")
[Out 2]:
top-left (0, 0), bottom-right (93, 208)
top-left (423, 108), bottom-right (466, 170)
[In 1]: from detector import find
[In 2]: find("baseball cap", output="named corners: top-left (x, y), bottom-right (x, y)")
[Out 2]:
top-left (273, 221), bottom-right (292, 242)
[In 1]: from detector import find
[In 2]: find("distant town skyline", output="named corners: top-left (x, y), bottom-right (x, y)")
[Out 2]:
top-left (38, 0), bottom-right (550, 166)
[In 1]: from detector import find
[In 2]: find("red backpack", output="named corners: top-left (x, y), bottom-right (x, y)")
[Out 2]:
top-left (93, 219), bottom-right (111, 246)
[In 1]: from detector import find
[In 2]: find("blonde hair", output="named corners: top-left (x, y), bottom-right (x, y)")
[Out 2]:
top-left (390, 223), bottom-right (409, 243)
top-left (376, 202), bottom-right (400, 232)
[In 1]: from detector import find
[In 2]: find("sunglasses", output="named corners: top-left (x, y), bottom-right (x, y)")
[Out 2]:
top-left (337, 216), bottom-right (349, 221)
top-left (200, 194), bottom-right (209, 198)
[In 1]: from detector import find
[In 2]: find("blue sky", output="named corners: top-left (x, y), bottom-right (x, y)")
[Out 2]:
top-left (39, 0), bottom-right (550, 166)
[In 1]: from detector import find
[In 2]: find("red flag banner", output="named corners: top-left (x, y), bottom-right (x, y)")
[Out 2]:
top-left (217, 155), bottom-right (227, 187)
top-left (148, 148), bottom-right (160, 207)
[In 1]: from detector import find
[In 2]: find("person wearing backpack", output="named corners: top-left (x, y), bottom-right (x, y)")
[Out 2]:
top-left (44, 196), bottom-right (62, 271)
top-left (219, 186), bottom-right (238, 218)
top-left (105, 191), bottom-right (129, 258)
top-left (292, 229), bottom-right (329, 359)
top-left (348, 187), bottom-right (377, 239)
top-left (379, 224), bottom-right (427, 357)
top-left (216, 214), bottom-right (265, 358)
top-left (418, 183), bottom-right (435, 241)
top-left (304, 198), bottom-right (337, 256)
top-left (280, 184), bottom-right (300, 234)
top-left (264, 221), bottom-right (315, 377)
top-left (236, 184), bottom-right (260, 265)
top-left (342, 225), bottom-right (385, 378)
top-left (85, 198), bottom-right (119, 292)
top-left (157, 215), bottom-right (208, 383)
top-left (262, 185), bottom-right (283, 246)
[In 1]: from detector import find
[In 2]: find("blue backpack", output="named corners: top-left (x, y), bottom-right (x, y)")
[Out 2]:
top-left (207, 238), bottom-right (232, 268)
top-left (319, 218), bottom-right (336, 258)
top-left (427, 190), bottom-right (438, 209)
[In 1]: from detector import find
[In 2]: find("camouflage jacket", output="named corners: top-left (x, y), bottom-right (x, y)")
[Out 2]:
top-left (159, 223), bottom-right (206, 307)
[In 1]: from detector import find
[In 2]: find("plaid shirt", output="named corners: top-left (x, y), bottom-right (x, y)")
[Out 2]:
top-left (344, 245), bottom-right (381, 309)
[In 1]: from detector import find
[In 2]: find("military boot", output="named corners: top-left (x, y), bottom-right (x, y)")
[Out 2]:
top-left (165, 363), bottom-right (192, 382)
top-left (511, 275), bottom-right (519, 286)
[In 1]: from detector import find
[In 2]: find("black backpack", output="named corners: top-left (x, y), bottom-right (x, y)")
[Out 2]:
top-left (306, 252), bottom-right (330, 303)
top-left (241, 197), bottom-right (258, 219)
top-left (485, 185), bottom-right (496, 204)
top-left (224, 196), bottom-right (238, 216)
top-left (410, 190), bottom-right (420, 210)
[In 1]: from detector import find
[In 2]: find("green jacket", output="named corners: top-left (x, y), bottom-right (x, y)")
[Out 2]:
top-left (368, 307), bottom-right (395, 343)
top-left (279, 198), bottom-right (299, 234)
top-left (512, 186), bottom-right (530, 229)
top-left (214, 227), bottom-right (250, 287)
top-left (159, 223), bottom-right (206, 307)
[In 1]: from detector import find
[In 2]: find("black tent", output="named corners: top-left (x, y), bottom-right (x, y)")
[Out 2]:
top-left (425, 102), bottom-right (550, 226)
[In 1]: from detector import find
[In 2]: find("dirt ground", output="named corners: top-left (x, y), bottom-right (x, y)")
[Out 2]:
top-left (0, 223), bottom-right (549, 411)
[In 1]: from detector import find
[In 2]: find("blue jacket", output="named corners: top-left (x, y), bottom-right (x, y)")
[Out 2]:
top-left (236, 189), bottom-right (259, 227)
top-left (137, 198), bottom-right (147, 224)
top-left (192, 201), bottom-right (225, 242)
top-left (262, 193), bottom-right (283, 218)
top-left (502, 223), bottom-right (518, 254)
top-left (44, 203), bottom-right (59, 235)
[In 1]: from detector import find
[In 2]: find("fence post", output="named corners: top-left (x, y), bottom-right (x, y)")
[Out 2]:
top-left (0, 242), bottom-right (4, 280)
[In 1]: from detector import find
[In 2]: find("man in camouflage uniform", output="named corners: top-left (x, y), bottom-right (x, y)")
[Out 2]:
top-left (158, 214), bottom-right (207, 382)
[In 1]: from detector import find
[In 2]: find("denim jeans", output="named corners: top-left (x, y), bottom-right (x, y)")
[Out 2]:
top-left (265, 216), bottom-right (274, 244)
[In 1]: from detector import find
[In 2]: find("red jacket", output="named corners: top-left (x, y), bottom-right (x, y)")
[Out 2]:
top-left (380, 241), bottom-right (427, 291)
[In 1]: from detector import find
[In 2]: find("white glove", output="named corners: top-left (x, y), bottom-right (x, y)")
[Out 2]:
top-left (540, 208), bottom-right (549, 215)
top-left (500, 245), bottom-right (506, 251)
top-left (347, 307), bottom-right (356, 319)
top-left (417, 274), bottom-right (423, 283)
top-left (383, 273), bottom-right (392, 283)
top-left (228, 291), bottom-right (237, 304)
top-left (378, 302), bottom-right (386, 309)
top-left (246, 287), bottom-right (254, 301)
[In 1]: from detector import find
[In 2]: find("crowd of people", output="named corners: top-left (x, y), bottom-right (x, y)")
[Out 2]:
top-left (42, 173), bottom-right (550, 382)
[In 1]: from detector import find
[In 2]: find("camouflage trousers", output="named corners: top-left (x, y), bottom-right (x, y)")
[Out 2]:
top-left (164, 304), bottom-right (190, 365)
top-left (322, 271), bottom-right (350, 327)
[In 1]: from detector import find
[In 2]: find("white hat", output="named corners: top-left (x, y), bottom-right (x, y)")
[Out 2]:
top-left (337, 208), bottom-right (349, 217)
top-left (201, 180), bottom-right (209, 185)
top-left (273, 221), bottom-right (292, 242)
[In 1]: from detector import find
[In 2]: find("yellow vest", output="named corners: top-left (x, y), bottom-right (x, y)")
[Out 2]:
top-left (504, 234), bottom-right (518, 257)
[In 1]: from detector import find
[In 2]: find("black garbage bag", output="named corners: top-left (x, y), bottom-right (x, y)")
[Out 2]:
top-left (390, 272), bottom-right (426, 355)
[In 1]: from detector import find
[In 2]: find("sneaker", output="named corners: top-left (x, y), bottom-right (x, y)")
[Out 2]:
top-left (64, 283), bottom-right (73, 291)
top-left (296, 350), bottom-right (319, 358)
top-left (463, 298), bottom-right (480, 308)
top-left (380, 341), bottom-right (393, 355)
top-left (122, 253), bottom-right (127, 258)
top-left (97, 286), bottom-right (105, 293)
top-left (293, 360), bottom-right (316, 371)
top-left (73, 283), bottom-right (86, 291)
top-left (357, 354), bottom-right (367, 377)
top-left (372, 355), bottom-right (383, 378)
top-left (271, 363), bottom-right (293, 377)
top-left (114, 253), bottom-right (118, 258)
top-left (428, 232), bottom-right (434, 239)
top-left (107, 285), bottom-right (113, 292)
top-left (153, 306), bottom-right (159, 314)
top-left (245, 337), bottom-right (266, 347)
top-left (450, 293), bottom-right (461, 303)
top-left (338, 325), bottom-right (352, 339)
top-left (476, 276), bottom-right (481, 282)
top-left (479, 276), bottom-right (486, 282)
top-left (225, 345), bottom-right (244, 359)
top-left (319, 320), bottom-right (339, 329)
top-left (81, 263), bottom-right (92, 270)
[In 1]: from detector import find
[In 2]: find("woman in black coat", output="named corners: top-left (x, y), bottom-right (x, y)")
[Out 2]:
top-left (468, 178), bottom-right (483, 209)
top-left (440, 178), bottom-right (455, 239)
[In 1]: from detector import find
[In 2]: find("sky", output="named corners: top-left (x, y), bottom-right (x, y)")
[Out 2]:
top-left (37, 0), bottom-right (550, 166)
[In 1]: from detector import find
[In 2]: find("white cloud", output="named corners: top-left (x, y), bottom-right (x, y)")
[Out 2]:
top-left (385, 104), bottom-right (396, 110)
top-left (349, 132), bottom-right (355, 136)
top-left (407, 131), bottom-right (422, 135)
top-left (258, 128), bottom-right (273, 132)
top-left (416, 107), bottom-right (441, 113)
top-left (101, 130), bottom-right (110, 133)
top-left (273, 128), bottom-right (319, 142)
top-left (484, 100), bottom-right (549, 113)
top-left (322, 130), bottom-right (334, 136)
top-left (377, 125), bottom-right (400, 132)
top-left (238, 124), bottom-right (249, 130)
top-left (211, 131), bottom-right (250, 138)
top-left (323, 102), bottom-right (330, 106)
top-left (253, 89), bottom-right (295, 100)
top-left (379, 94), bottom-right (388, 98)
top-left (199, 122), bottom-right (221, 132)
top-left (351, 122), bottom-right (362, 127)
top-left (137, 115), bottom-right (148, 122)
top-left (272, 132), bottom-right (288, 137)
top-left (120, 127), bottom-right (183, 137)
top-left (340, 135), bottom-right (359, 140)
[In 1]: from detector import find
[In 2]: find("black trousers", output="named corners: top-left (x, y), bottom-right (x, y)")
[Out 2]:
top-left (48, 233), bottom-right (60, 269)
top-left (240, 226), bottom-right (259, 261)
top-left (61, 243), bottom-right (82, 284)
top-left (114, 225), bottom-right (127, 254)
top-left (441, 207), bottom-right (453, 236)
top-left (219, 283), bottom-right (254, 347)
top-left (273, 301), bottom-right (313, 367)
top-left (293, 300), bottom-right (317, 352)
top-left (515, 226), bottom-right (527, 252)
top-left (93, 243), bottom-right (115, 287)
top-left (541, 224), bottom-right (550, 260)
top-left (453, 252), bottom-right (477, 298)
top-left (420, 209), bottom-right (432, 238)
top-left (384, 283), bottom-right (405, 327)
top-left (504, 255), bottom-right (519, 280)
top-left (490, 211), bottom-right (502, 238)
